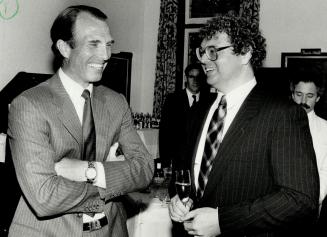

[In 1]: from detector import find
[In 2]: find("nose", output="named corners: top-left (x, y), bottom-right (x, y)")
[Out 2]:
top-left (301, 96), bottom-right (307, 104)
top-left (99, 45), bottom-right (111, 62)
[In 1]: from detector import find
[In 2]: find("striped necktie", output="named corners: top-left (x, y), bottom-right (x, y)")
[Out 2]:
top-left (197, 95), bottom-right (227, 198)
top-left (81, 89), bottom-right (96, 161)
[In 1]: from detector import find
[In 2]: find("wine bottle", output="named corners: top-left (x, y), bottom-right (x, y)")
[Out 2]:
top-left (153, 161), bottom-right (164, 185)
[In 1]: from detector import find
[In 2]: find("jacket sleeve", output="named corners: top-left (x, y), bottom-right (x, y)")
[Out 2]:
top-left (99, 94), bottom-right (154, 201)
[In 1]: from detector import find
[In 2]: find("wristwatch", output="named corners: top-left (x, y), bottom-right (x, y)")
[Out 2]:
top-left (85, 161), bottom-right (97, 183)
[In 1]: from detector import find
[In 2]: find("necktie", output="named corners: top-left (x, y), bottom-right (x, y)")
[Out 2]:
top-left (81, 89), bottom-right (96, 161)
top-left (197, 95), bottom-right (227, 198)
top-left (191, 95), bottom-right (197, 107)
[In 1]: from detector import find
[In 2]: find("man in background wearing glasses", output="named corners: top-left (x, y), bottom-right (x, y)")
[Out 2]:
top-left (168, 13), bottom-right (319, 237)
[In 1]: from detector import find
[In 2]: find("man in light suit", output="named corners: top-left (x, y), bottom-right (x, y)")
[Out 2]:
top-left (168, 13), bottom-right (319, 237)
top-left (8, 5), bottom-right (154, 237)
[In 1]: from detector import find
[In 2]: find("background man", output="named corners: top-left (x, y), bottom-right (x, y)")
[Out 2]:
top-left (159, 63), bottom-right (209, 168)
top-left (8, 5), bottom-right (153, 237)
top-left (290, 70), bottom-right (327, 208)
top-left (168, 13), bottom-right (319, 237)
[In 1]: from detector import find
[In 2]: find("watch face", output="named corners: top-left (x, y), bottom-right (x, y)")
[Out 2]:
top-left (86, 167), bottom-right (97, 180)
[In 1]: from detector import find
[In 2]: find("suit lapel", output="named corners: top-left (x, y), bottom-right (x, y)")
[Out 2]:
top-left (48, 74), bottom-right (83, 146)
top-left (201, 86), bottom-right (267, 201)
top-left (92, 86), bottom-right (110, 161)
top-left (182, 90), bottom-right (190, 109)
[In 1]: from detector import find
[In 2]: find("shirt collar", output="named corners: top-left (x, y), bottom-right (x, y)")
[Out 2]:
top-left (225, 78), bottom-right (256, 109)
top-left (307, 110), bottom-right (315, 120)
top-left (59, 68), bottom-right (93, 100)
top-left (186, 88), bottom-right (199, 97)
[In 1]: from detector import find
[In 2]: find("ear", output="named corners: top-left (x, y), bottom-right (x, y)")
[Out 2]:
top-left (291, 92), bottom-right (295, 101)
top-left (241, 46), bottom-right (252, 65)
top-left (316, 95), bottom-right (320, 103)
top-left (56, 39), bottom-right (71, 59)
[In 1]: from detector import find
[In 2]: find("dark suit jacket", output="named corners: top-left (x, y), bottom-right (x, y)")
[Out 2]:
top-left (159, 89), bottom-right (213, 168)
top-left (160, 89), bottom-right (191, 167)
top-left (179, 84), bottom-right (319, 237)
top-left (7, 73), bottom-right (154, 237)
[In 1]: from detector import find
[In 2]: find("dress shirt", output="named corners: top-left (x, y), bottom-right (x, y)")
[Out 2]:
top-left (307, 111), bottom-right (327, 204)
top-left (194, 78), bottom-right (257, 190)
top-left (59, 68), bottom-right (106, 222)
top-left (186, 88), bottom-right (200, 107)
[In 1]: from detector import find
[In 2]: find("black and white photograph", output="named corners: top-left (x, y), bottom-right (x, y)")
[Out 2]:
top-left (1, 1), bottom-right (327, 237)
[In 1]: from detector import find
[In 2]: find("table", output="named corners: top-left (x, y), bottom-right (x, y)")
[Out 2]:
top-left (126, 185), bottom-right (172, 237)
top-left (137, 128), bottom-right (159, 159)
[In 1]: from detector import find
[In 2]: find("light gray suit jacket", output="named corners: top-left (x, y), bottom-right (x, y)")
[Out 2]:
top-left (7, 74), bottom-right (154, 237)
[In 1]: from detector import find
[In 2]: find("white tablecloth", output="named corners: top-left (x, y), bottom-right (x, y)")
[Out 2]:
top-left (127, 190), bottom-right (172, 237)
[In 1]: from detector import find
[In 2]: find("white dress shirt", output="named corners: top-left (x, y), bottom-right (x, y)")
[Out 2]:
top-left (59, 68), bottom-right (106, 222)
top-left (194, 78), bottom-right (257, 190)
top-left (186, 88), bottom-right (200, 107)
top-left (307, 111), bottom-right (327, 205)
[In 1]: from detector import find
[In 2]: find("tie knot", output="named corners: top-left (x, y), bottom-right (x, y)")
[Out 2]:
top-left (219, 95), bottom-right (226, 109)
top-left (82, 89), bottom-right (91, 100)
top-left (192, 94), bottom-right (197, 101)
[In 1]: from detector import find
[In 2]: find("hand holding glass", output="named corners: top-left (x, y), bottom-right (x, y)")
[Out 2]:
top-left (175, 170), bottom-right (191, 206)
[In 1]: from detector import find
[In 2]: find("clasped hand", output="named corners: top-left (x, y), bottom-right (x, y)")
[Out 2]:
top-left (168, 195), bottom-right (221, 237)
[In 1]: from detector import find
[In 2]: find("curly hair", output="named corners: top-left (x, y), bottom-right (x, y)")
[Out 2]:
top-left (199, 13), bottom-right (266, 70)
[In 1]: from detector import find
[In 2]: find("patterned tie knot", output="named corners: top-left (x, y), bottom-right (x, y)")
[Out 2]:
top-left (218, 95), bottom-right (227, 118)
top-left (82, 89), bottom-right (91, 100)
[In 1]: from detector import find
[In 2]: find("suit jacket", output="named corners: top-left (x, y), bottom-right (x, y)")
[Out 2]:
top-left (159, 89), bottom-right (213, 168)
top-left (179, 85), bottom-right (319, 237)
top-left (7, 73), bottom-right (154, 237)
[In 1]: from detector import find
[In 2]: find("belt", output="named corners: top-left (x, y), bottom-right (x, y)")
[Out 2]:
top-left (83, 216), bottom-right (108, 232)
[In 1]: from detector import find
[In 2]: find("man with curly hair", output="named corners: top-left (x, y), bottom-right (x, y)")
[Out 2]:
top-left (168, 13), bottom-right (319, 237)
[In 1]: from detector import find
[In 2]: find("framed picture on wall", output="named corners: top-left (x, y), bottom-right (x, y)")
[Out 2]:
top-left (185, 0), bottom-right (241, 24)
top-left (281, 52), bottom-right (327, 119)
top-left (183, 28), bottom-right (202, 73)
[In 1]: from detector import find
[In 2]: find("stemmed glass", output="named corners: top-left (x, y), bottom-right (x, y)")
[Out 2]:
top-left (175, 169), bottom-right (191, 206)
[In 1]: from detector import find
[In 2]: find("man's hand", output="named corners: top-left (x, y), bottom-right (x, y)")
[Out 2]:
top-left (168, 195), bottom-right (193, 222)
top-left (182, 207), bottom-right (220, 237)
top-left (55, 158), bottom-right (88, 182)
top-left (106, 142), bottom-right (125, 161)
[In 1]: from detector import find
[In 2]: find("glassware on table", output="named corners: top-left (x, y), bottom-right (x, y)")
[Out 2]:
top-left (175, 169), bottom-right (191, 206)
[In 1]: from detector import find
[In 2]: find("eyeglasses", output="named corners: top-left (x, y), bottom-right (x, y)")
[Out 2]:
top-left (196, 45), bottom-right (232, 61)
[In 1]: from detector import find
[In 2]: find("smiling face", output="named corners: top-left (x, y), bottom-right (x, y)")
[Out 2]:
top-left (292, 81), bottom-right (320, 113)
top-left (198, 32), bottom-right (246, 93)
top-left (61, 12), bottom-right (114, 88)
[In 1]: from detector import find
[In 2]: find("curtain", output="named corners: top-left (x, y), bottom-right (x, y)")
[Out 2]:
top-left (152, 0), bottom-right (178, 118)
top-left (152, 0), bottom-right (260, 117)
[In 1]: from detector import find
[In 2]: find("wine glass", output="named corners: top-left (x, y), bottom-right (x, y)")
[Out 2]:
top-left (175, 169), bottom-right (191, 206)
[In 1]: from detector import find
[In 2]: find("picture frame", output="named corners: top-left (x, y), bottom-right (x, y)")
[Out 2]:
top-left (185, 0), bottom-right (240, 24)
top-left (281, 52), bottom-right (327, 119)
top-left (183, 28), bottom-right (202, 74)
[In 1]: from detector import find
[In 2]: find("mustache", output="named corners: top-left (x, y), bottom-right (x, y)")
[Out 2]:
top-left (300, 103), bottom-right (310, 109)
